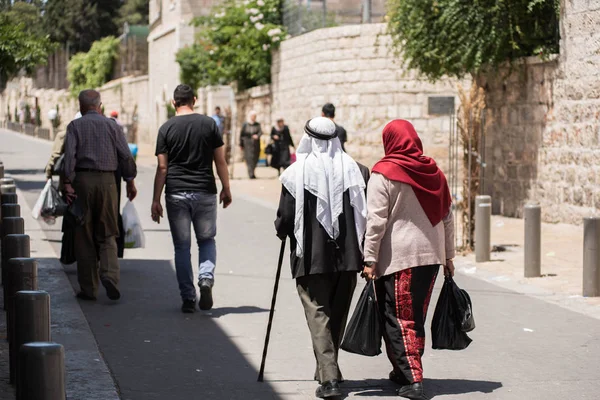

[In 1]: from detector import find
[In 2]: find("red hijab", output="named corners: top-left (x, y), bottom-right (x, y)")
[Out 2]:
top-left (372, 120), bottom-right (452, 226)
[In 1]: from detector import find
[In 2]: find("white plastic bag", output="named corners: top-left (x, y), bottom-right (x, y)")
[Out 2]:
top-left (122, 200), bottom-right (145, 249)
top-left (32, 179), bottom-right (52, 220)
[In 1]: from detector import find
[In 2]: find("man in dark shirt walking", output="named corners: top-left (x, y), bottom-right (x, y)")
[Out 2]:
top-left (63, 90), bottom-right (138, 301)
top-left (322, 103), bottom-right (348, 151)
top-left (151, 84), bottom-right (232, 313)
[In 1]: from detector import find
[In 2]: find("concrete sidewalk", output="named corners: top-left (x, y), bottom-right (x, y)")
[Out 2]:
top-left (0, 132), bottom-right (119, 399)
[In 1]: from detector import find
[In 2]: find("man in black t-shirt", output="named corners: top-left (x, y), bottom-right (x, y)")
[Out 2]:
top-left (151, 84), bottom-right (232, 313)
top-left (322, 103), bottom-right (347, 151)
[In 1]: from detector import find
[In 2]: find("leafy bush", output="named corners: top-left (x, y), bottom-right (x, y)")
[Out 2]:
top-left (24, 104), bottom-right (31, 124)
top-left (67, 36), bottom-right (120, 96)
top-left (177, 0), bottom-right (287, 91)
top-left (166, 103), bottom-right (176, 119)
top-left (52, 104), bottom-right (61, 130)
top-left (386, 0), bottom-right (560, 81)
top-left (35, 104), bottom-right (42, 127)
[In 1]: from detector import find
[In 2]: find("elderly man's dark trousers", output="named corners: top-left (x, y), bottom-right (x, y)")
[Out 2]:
top-left (296, 271), bottom-right (357, 384)
top-left (73, 172), bottom-right (120, 298)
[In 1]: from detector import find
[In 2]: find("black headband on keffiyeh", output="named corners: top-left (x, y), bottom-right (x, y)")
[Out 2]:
top-left (304, 119), bottom-right (338, 140)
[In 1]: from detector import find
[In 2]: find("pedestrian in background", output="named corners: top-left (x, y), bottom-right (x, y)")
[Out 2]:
top-left (362, 120), bottom-right (455, 400)
top-left (151, 84), bottom-right (232, 314)
top-left (322, 103), bottom-right (347, 151)
top-left (275, 117), bottom-right (369, 399)
top-left (269, 117), bottom-right (295, 175)
top-left (212, 106), bottom-right (225, 136)
top-left (239, 110), bottom-right (262, 179)
top-left (63, 90), bottom-right (138, 301)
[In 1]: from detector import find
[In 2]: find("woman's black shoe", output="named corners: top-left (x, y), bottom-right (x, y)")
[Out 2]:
top-left (76, 292), bottom-right (96, 301)
top-left (181, 299), bottom-right (196, 313)
top-left (396, 382), bottom-right (426, 399)
top-left (315, 380), bottom-right (342, 398)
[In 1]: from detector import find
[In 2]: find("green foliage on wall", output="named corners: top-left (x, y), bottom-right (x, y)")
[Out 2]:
top-left (386, 0), bottom-right (560, 81)
top-left (35, 104), bottom-right (42, 127)
top-left (52, 104), bottom-right (62, 130)
top-left (67, 36), bottom-right (120, 96)
top-left (24, 104), bottom-right (31, 124)
top-left (176, 0), bottom-right (287, 92)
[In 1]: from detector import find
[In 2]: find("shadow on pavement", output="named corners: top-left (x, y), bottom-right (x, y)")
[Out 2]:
top-left (62, 259), bottom-right (284, 400)
top-left (347, 378), bottom-right (502, 399)
top-left (5, 168), bottom-right (44, 175)
top-left (207, 305), bottom-right (269, 318)
top-left (10, 179), bottom-right (46, 192)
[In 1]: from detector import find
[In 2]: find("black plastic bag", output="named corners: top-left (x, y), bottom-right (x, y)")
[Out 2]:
top-left (41, 184), bottom-right (68, 217)
top-left (431, 277), bottom-right (474, 350)
top-left (67, 198), bottom-right (85, 226)
top-left (52, 154), bottom-right (65, 176)
top-left (341, 281), bottom-right (382, 356)
top-left (60, 229), bottom-right (76, 265)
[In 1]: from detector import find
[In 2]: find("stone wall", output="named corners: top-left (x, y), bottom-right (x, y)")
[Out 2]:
top-left (97, 76), bottom-right (151, 144)
top-left (479, 0), bottom-right (600, 224)
top-left (477, 58), bottom-right (558, 218)
top-left (0, 76), bottom-right (150, 143)
top-left (271, 23), bottom-right (467, 169)
top-left (534, 0), bottom-right (600, 224)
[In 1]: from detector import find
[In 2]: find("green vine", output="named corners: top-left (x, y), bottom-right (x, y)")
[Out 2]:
top-left (176, 0), bottom-right (287, 91)
top-left (386, 0), bottom-right (560, 81)
top-left (67, 36), bottom-right (121, 96)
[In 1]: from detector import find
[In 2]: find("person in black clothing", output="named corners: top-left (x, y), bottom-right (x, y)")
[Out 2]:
top-left (269, 118), bottom-right (295, 174)
top-left (239, 110), bottom-right (262, 179)
top-left (151, 84), bottom-right (232, 313)
top-left (322, 103), bottom-right (347, 151)
top-left (275, 117), bottom-right (369, 399)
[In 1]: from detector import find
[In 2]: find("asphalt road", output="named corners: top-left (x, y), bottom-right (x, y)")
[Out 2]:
top-left (2, 128), bottom-right (600, 399)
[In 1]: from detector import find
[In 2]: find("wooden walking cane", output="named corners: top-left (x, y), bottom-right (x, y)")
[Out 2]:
top-left (257, 238), bottom-right (287, 382)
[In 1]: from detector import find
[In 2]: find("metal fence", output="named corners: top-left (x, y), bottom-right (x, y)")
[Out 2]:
top-left (23, 124), bottom-right (36, 137)
top-left (7, 122), bottom-right (22, 132)
top-left (37, 128), bottom-right (51, 140)
top-left (282, 0), bottom-right (386, 37)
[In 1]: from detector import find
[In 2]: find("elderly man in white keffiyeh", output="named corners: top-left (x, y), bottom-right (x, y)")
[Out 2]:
top-left (275, 117), bottom-right (369, 398)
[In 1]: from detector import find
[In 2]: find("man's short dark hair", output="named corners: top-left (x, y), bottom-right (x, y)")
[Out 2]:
top-left (322, 103), bottom-right (336, 118)
top-left (173, 84), bottom-right (195, 108)
top-left (215, 106), bottom-right (221, 111)
top-left (79, 90), bottom-right (101, 111)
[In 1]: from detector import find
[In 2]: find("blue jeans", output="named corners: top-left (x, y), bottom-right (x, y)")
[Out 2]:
top-left (166, 192), bottom-right (217, 301)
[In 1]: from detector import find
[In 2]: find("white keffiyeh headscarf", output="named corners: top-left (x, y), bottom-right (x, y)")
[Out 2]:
top-left (280, 117), bottom-right (368, 257)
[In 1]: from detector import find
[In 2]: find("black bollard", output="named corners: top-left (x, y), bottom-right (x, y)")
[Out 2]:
top-left (18, 342), bottom-right (65, 400)
top-left (7, 259), bottom-right (39, 382)
top-left (13, 290), bottom-right (49, 385)
top-left (1, 193), bottom-right (18, 206)
top-left (1, 203), bottom-right (20, 219)
top-left (0, 183), bottom-right (16, 194)
top-left (2, 233), bottom-right (29, 310)
top-left (1, 217), bottom-right (24, 288)
top-left (0, 203), bottom-right (20, 249)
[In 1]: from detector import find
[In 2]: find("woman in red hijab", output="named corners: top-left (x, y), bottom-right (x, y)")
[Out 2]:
top-left (362, 120), bottom-right (455, 400)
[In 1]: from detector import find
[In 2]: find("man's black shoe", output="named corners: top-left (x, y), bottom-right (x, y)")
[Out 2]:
top-left (199, 279), bottom-right (214, 311)
top-left (315, 380), bottom-right (342, 398)
top-left (76, 292), bottom-right (96, 301)
top-left (101, 279), bottom-right (121, 300)
top-left (396, 382), bottom-right (426, 399)
top-left (181, 299), bottom-right (196, 313)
